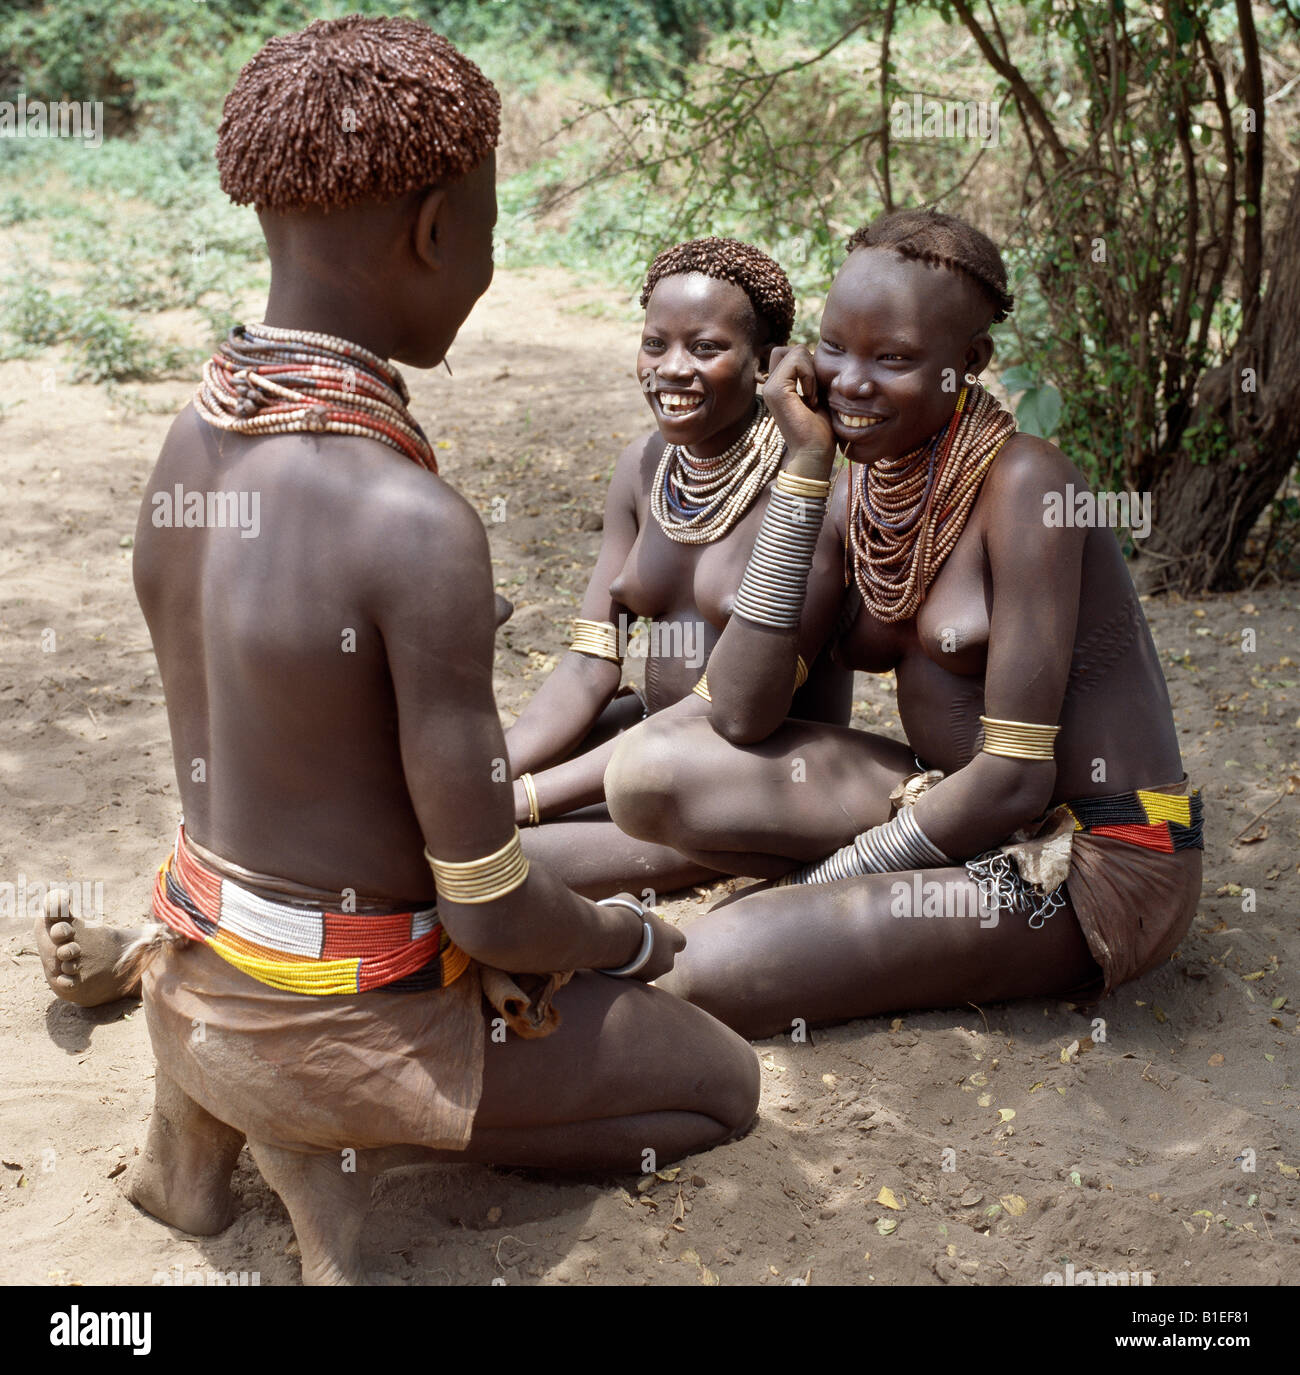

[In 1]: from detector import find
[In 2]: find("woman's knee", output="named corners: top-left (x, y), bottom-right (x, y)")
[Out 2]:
top-left (605, 718), bottom-right (692, 844)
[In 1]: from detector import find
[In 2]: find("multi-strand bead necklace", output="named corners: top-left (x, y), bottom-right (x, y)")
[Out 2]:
top-left (847, 382), bottom-right (1016, 624)
top-left (650, 396), bottom-right (785, 544)
top-left (194, 323), bottom-right (437, 472)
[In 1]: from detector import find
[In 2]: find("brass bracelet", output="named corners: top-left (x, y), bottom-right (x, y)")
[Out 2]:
top-left (570, 617), bottom-right (621, 664)
top-left (979, 715), bottom-right (1060, 761)
top-left (775, 470), bottom-right (833, 500)
top-left (425, 829), bottom-right (530, 904)
top-left (520, 772), bottom-right (540, 827)
top-left (695, 658), bottom-right (805, 702)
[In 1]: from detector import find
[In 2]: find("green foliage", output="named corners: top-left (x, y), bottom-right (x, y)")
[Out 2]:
top-left (0, 271), bottom-right (190, 380)
top-left (0, 277), bottom-right (74, 352)
top-left (71, 304), bottom-right (188, 383)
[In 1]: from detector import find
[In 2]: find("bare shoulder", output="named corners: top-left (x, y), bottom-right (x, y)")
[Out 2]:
top-left (615, 429), bottom-right (666, 487)
top-left (983, 431), bottom-right (1085, 505)
top-left (347, 449), bottom-right (489, 570)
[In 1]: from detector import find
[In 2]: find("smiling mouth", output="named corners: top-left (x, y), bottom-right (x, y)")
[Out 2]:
top-left (834, 410), bottom-right (886, 431)
top-left (656, 390), bottom-right (705, 417)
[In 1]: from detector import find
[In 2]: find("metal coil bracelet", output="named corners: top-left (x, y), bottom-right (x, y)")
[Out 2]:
top-left (731, 484), bottom-right (827, 632)
top-left (777, 806), bottom-right (949, 887)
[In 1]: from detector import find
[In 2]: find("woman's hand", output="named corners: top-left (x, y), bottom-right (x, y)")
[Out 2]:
top-left (763, 346), bottom-right (835, 474)
top-left (601, 893), bottom-right (686, 982)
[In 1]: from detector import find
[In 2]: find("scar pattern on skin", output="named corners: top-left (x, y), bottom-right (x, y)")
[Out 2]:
top-left (1067, 595), bottom-right (1141, 699)
top-left (950, 677), bottom-right (986, 765)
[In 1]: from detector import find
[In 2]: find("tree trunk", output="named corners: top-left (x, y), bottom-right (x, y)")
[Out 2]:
top-left (1137, 165), bottom-right (1300, 593)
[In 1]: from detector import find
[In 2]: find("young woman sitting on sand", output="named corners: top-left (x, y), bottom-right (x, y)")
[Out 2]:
top-left (35, 16), bottom-right (758, 1285)
top-left (606, 210), bottom-right (1203, 1040)
top-left (505, 237), bottom-right (852, 896)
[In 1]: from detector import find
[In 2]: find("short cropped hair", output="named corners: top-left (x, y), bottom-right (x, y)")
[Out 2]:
top-left (640, 237), bottom-right (796, 347)
top-left (217, 16), bottom-right (500, 212)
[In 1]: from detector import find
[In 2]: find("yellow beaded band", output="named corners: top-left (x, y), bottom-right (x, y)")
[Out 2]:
top-left (794, 654), bottom-right (810, 689)
top-left (520, 772), bottom-right (541, 827)
top-left (425, 829), bottom-right (530, 905)
top-left (570, 618), bottom-right (622, 664)
top-left (979, 715), bottom-right (1060, 761)
top-left (692, 672), bottom-right (712, 703)
top-left (776, 470), bottom-right (833, 500)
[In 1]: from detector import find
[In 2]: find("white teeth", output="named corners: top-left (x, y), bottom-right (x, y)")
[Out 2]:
top-left (835, 411), bottom-right (883, 429)
top-left (659, 392), bottom-right (703, 414)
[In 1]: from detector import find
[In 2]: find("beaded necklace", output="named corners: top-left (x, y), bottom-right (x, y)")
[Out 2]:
top-left (650, 397), bottom-right (785, 545)
top-left (194, 323), bottom-right (437, 472)
top-left (847, 382), bottom-right (1016, 624)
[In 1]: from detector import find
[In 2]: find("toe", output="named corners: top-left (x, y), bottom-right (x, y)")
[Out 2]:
top-left (56, 942), bottom-right (80, 961)
top-left (44, 890), bottom-right (73, 925)
top-left (59, 959), bottom-right (80, 974)
top-left (49, 921), bottom-right (75, 943)
top-left (55, 975), bottom-right (76, 989)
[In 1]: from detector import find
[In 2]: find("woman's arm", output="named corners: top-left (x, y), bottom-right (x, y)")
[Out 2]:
top-left (503, 435), bottom-right (648, 776)
top-left (511, 691), bottom-right (712, 824)
top-left (704, 347), bottom-right (843, 743)
top-left (372, 475), bottom-right (682, 978)
top-left (908, 437), bottom-right (1087, 857)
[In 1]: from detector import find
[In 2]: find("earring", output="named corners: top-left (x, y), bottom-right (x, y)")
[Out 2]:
top-left (964, 372), bottom-right (978, 386)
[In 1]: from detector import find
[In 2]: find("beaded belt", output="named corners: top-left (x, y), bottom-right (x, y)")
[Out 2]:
top-left (966, 785), bottom-right (1203, 928)
top-left (1063, 787), bottom-right (1203, 852)
top-left (151, 827), bottom-right (468, 995)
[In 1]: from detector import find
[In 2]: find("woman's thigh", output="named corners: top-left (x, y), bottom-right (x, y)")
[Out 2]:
top-left (469, 970), bottom-right (760, 1131)
top-left (655, 869), bottom-right (1101, 1040)
top-left (608, 714), bottom-right (917, 861)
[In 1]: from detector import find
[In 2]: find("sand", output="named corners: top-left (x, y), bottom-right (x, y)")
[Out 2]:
top-left (1, 266), bottom-right (1296, 1286)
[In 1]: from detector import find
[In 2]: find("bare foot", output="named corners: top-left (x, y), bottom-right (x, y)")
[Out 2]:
top-left (35, 887), bottom-right (142, 1007)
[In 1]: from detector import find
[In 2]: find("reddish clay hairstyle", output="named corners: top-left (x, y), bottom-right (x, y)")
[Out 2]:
top-left (217, 16), bottom-right (501, 212)
top-left (640, 237), bottom-right (796, 347)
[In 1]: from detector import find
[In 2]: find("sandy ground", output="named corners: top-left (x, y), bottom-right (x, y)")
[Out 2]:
top-left (1, 265), bottom-right (1297, 1287)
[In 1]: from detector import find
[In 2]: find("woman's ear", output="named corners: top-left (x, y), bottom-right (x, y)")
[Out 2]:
top-left (964, 330), bottom-right (994, 380)
top-left (414, 186), bottom-right (447, 270)
top-left (755, 338), bottom-right (775, 381)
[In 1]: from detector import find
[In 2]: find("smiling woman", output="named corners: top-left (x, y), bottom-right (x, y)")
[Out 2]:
top-left (606, 209), bottom-right (1202, 1041)
top-left (503, 236), bottom-right (853, 897)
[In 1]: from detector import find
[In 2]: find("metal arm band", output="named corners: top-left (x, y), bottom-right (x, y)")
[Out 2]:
top-left (776, 806), bottom-right (950, 887)
top-left (520, 772), bottom-right (541, 827)
top-left (692, 654), bottom-right (807, 706)
top-left (596, 896), bottom-right (655, 977)
top-left (775, 469), bottom-right (833, 500)
top-left (979, 715), bottom-right (1060, 761)
top-left (570, 618), bottom-right (622, 664)
top-left (732, 486), bottom-right (827, 631)
top-left (425, 828), bottom-right (530, 904)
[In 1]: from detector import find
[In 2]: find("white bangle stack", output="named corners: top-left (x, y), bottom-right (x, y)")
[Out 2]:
top-left (777, 807), bottom-right (950, 887)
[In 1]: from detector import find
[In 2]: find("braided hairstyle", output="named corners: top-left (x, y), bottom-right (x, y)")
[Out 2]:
top-left (640, 237), bottom-right (796, 348)
top-left (217, 16), bottom-right (500, 212)
top-left (847, 210), bottom-right (1013, 324)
